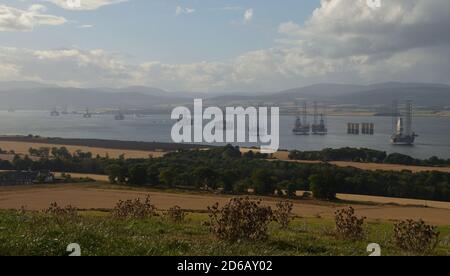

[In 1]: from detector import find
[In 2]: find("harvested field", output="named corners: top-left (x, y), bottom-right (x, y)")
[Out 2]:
top-left (0, 140), bottom-right (162, 159)
top-left (0, 136), bottom-right (209, 152)
top-left (337, 193), bottom-right (450, 210)
top-left (54, 172), bottom-right (109, 182)
top-left (0, 154), bottom-right (14, 162)
top-left (0, 171), bottom-right (109, 182)
top-left (0, 185), bottom-right (449, 225)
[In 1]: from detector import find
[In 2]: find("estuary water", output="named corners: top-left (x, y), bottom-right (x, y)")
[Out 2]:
top-left (0, 110), bottom-right (449, 159)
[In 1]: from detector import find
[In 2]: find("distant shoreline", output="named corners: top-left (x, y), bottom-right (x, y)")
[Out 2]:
top-left (3, 109), bottom-right (450, 118)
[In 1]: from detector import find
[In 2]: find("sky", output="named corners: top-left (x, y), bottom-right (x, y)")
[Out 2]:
top-left (1, 0), bottom-right (450, 93)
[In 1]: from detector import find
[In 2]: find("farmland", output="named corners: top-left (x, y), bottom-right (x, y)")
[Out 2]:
top-left (1, 139), bottom-right (450, 256)
top-left (0, 193), bottom-right (449, 256)
top-left (1, 184), bottom-right (450, 225)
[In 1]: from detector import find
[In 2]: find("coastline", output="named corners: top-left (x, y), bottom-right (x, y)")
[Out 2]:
top-left (3, 109), bottom-right (450, 117)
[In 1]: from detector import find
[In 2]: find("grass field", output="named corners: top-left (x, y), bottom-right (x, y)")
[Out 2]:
top-left (0, 209), bottom-right (449, 256)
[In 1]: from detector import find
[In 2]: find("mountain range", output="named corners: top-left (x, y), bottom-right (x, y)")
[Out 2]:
top-left (1, 81), bottom-right (450, 110)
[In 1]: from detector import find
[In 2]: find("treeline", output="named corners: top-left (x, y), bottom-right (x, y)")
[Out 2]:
top-left (106, 146), bottom-right (450, 201)
top-left (28, 147), bottom-right (94, 160)
top-left (0, 148), bottom-right (15, 155)
top-left (0, 147), bottom-right (107, 174)
top-left (1, 145), bottom-right (450, 202)
top-left (288, 147), bottom-right (450, 166)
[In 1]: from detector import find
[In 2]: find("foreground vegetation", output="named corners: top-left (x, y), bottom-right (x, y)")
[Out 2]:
top-left (2, 145), bottom-right (450, 202)
top-left (0, 200), bottom-right (449, 256)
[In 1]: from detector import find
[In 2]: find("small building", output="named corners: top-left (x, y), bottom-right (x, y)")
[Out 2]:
top-left (0, 171), bottom-right (55, 186)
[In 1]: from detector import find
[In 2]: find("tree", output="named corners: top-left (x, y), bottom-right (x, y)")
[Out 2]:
top-left (287, 183), bottom-right (298, 198)
top-left (233, 180), bottom-right (249, 194)
top-left (147, 165), bottom-right (160, 186)
top-left (221, 144), bottom-right (241, 159)
top-left (220, 170), bottom-right (238, 193)
top-left (275, 180), bottom-right (291, 197)
top-left (193, 167), bottom-right (218, 189)
top-left (252, 169), bottom-right (275, 195)
top-left (51, 147), bottom-right (72, 159)
top-left (159, 168), bottom-right (175, 187)
top-left (74, 150), bottom-right (93, 159)
top-left (29, 147), bottom-right (50, 159)
top-left (309, 171), bottom-right (337, 200)
top-left (13, 155), bottom-right (33, 171)
top-left (128, 164), bottom-right (147, 185)
top-left (106, 164), bottom-right (127, 184)
top-left (385, 153), bottom-right (417, 165)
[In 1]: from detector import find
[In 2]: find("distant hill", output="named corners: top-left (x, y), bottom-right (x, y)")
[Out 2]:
top-left (1, 81), bottom-right (450, 110)
top-left (330, 84), bottom-right (450, 106)
top-left (205, 84), bottom-right (366, 105)
top-left (273, 83), bottom-right (367, 100)
top-left (0, 86), bottom-right (192, 110)
top-left (210, 82), bottom-right (450, 107)
top-left (0, 81), bottom-right (56, 91)
top-left (97, 86), bottom-right (203, 99)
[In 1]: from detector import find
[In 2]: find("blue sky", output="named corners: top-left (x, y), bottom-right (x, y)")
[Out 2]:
top-left (1, 0), bottom-right (450, 92)
top-left (1, 0), bottom-right (319, 63)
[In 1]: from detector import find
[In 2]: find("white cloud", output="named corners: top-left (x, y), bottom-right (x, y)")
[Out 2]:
top-left (279, 0), bottom-right (450, 59)
top-left (270, 0), bottom-right (450, 86)
top-left (0, 46), bottom-right (131, 87)
top-left (244, 9), bottom-right (253, 23)
top-left (1, 0), bottom-right (450, 92)
top-left (0, 4), bottom-right (66, 32)
top-left (175, 6), bottom-right (195, 16)
top-left (0, 45), bottom-right (354, 91)
top-left (0, 62), bottom-right (20, 80)
top-left (47, 0), bottom-right (128, 11)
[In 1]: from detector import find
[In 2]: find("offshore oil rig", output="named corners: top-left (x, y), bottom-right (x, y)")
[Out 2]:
top-left (115, 109), bottom-right (125, 121)
top-left (391, 100), bottom-right (418, 145)
top-left (292, 101), bottom-right (327, 135)
top-left (83, 108), bottom-right (92, 118)
top-left (293, 101), bottom-right (310, 135)
top-left (50, 107), bottom-right (60, 117)
top-left (61, 105), bottom-right (69, 115)
top-left (311, 102), bottom-right (328, 135)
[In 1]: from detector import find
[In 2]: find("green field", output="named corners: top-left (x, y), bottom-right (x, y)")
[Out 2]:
top-left (0, 210), bottom-right (449, 256)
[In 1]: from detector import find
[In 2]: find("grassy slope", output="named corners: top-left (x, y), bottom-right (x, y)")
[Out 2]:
top-left (0, 211), bottom-right (449, 256)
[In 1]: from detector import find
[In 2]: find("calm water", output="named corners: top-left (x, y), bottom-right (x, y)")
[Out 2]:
top-left (1, 111), bottom-right (449, 159)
